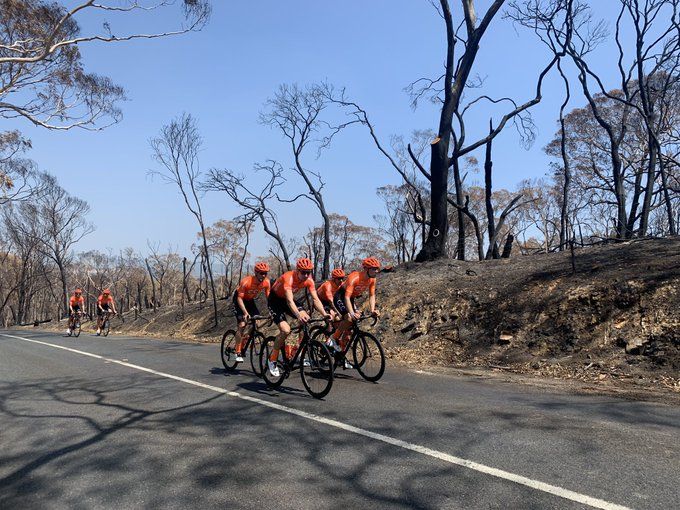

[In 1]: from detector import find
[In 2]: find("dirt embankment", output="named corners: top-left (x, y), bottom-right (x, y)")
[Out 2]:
top-left (33, 238), bottom-right (679, 398)
top-left (375, 238), bottom-right (679, 396)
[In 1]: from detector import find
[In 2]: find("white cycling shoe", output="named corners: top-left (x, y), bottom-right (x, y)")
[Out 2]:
top-left (325, 338), bottom-right (340, 352)
top-left (267, 360), bottom-right (280, 377)
top-left (234, 353), bottom-right (244, 363)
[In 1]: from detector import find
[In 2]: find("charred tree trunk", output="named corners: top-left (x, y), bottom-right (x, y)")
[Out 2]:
top-left (452, 153), bottom-right (466, 260)
top-left (484, 121), bottom-right (500, 260)
top-left (501, 234), bottom-right (514, 258)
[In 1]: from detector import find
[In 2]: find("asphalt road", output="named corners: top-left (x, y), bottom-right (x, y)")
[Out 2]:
top-left (1, 329), bottom-right (678, 509)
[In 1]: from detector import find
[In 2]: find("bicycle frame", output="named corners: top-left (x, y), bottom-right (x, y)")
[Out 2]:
top-left (238, 315), bottom-right (271, 351)
top-left (278, 319), bottom-right (327, 373)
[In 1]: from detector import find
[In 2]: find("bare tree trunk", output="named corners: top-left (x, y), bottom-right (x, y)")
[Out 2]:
top-left (452, 154), bottom-right (466, 260)
top-left (501, 234), bottom-right (514, 258)
top-left (145, 258), bottom-right (157, 312)
top-left (484, 121), bottom-right (500, 260)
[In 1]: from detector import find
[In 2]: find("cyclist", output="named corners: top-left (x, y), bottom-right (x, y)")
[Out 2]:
top-left (232, 262), bottom-right (271, 362)
top-left (266, 257), bottom-right (330, 377)
top-left (331, 257), bottom-right (381, 364)
top-left (67, 288), bottom-right (85, 335)
top-left (316, 268), bottom-right (346, 350)
top-left (96, 288), bottom-right (117, 336)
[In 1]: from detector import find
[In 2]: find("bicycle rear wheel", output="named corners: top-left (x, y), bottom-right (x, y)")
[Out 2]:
top-left (220, 329), bottom-right (239, 370)
top-left (352, 332), bottom-right (385, 382)
top-left (300, 340), bottom-right (334, 399)
top-left (102, 318), bottom-right (110, 337)
top-left (260, 336), bottom-right (286, 388)
top-left (74, 320), bottom-right (81, 337)
top-left (249, 332), bottom-right (265, 376)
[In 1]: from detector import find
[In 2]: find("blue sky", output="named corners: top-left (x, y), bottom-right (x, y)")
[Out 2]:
top-left (10, 1), bottom-right (618, 257)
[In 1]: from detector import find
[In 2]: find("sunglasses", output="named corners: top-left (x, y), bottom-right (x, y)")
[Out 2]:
top-left (299, 270), bottom-right (312, 276)
top-left (256, 271), bottom-right (268, 276)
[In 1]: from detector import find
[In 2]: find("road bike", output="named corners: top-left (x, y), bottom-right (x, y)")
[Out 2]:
top-left (259, 318), bottom-right (334, 399)
top-left (220, 314), bottom-right (271, 376)
top-left (100, 310), bottom-right (115, 337)
top-left (311, 315), bottom-right (385, 382)
top-left (67, 311), bottom-right (83, 337)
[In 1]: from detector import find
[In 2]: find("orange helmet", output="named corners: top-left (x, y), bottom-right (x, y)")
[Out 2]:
top-left (74, 288), bottom-right (82, 294)
top-left (331, 268), bottom-right (346, 279)
top-left (254, 262), bottom-right (270, 273)
top-left (362, 257), bottom-right (381, 269)
top-left (296, 258), bottom-right (313, 271)
top-left (103, 288), bottom-right (111, 295)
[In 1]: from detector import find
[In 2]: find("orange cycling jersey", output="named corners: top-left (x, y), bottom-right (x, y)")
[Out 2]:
top-left (236, 275), bottom-right (271, 300)
top-left (69, 295), bottom-right (85, 307)
top-left (317, 279), bottom-right (341, 303)
top-left (272, 270), bottom-right (315, 299)
top-left (341, 270), bottom-right (376, 298)
top-left (97, 295), bottom-right (114, 306)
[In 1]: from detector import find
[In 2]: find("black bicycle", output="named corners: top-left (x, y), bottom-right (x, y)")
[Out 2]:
top-left (259, 319), bottom-right (334, 399)
top-left (100, 310), bottom-right (115, 337)
top-left (220, 314), bottom-right (271, 376)
top-left (311, 315), bottom-right (385, 382)
top-left (68, 311), bottom-right (83, 337)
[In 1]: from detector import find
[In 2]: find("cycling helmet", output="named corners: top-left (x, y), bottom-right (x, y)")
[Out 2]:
top-left (103, 288), bottom-right (111, 295)
top-left (362, 257), bottom-right (381, 269)
top-left (296, 258), bottom-right (314, 271)
top-left (254, 262), bottom-right (270, 273)
top-left (331, 268), bottom-right (346, 279)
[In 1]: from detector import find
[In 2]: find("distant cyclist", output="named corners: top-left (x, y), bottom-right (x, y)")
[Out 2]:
top-left (316, 268), bottom-right (346, 350)
top-left (232, 262), bottom-right (271, 362)
top-left (266, 258), bottom-right (330, 377)
top-left (67, 288), bottom-right (85, 335)
top-left (96, 288), bottom-right (117, 336)
top-left (330, 257), bottom-right (381, 360)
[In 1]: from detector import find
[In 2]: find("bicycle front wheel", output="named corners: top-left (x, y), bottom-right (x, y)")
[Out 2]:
top-left (352, 332), bottom-right (385, 382)
top-left (260, 336), bottom-right (285, 389)
top-left (102, 318), bottom-right (110, 337)
top-left (300, 340), bottom-right (334, 399)
top-left (220, 329), bottom-right (239, 370)
top-left (74, 321), bottom-right (81, 337)
top-left (249, 332), bottom-right (265, 376)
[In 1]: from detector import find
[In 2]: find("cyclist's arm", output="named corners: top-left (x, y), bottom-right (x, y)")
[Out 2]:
top-left (284, 289), bottom-right (302, 320)
top-left (344, 293), bottom-right (356, 318)
top-left (369, 293), bottom-right (377, 315)
top-left (236, 295), bottom-right (249, 316)
top-left (111, 299), bottom-right (118, 314)
top-left (309, 288), bottom-right (328, 318)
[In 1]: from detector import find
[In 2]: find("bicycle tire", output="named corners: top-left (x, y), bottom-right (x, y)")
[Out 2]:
top-left (102, 318), bottom-right (110, 337)
top-left (352, 331), bottom-right (385, 382)
top-left (249, 331), bottom-right (265, 376)
top-left (300, 339), bottom-right (334, 399)
top-left (260, 336), bottom-right (286, 388)
top-left (220, 329), bottom-right (239, 370)
top-left (74, 320), bottom-right (81, 338)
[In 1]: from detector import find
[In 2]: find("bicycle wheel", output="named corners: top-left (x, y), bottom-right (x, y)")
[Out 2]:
top-left (74, 320), bottom-right (81, 338)
top-left (260, 336), bottom-right (285, 388)
top-left (352, 332), bottom-right (385, 382)
top-left (102, 318), bottom-right (110, 337)
top-left (220, 329), bottom-right (239, 370)
top-left (249, 332), bottom-right (265, 376)
top-left (300, 339), bottom-right (334, 399)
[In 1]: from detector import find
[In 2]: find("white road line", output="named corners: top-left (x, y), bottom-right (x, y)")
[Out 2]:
top-left (1, 333), bottom-right (631, 510)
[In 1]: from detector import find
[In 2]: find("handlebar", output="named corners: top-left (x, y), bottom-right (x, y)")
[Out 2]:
top-left (355, 315), bottom-right (379, 327)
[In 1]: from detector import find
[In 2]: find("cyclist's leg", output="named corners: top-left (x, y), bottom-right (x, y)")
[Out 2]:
top-left (233, 294), bottom-right (248, 354)
top-left (272, 320), bottom-right (290, 361)
top-left (267, 294), bottom-right (292, 373)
